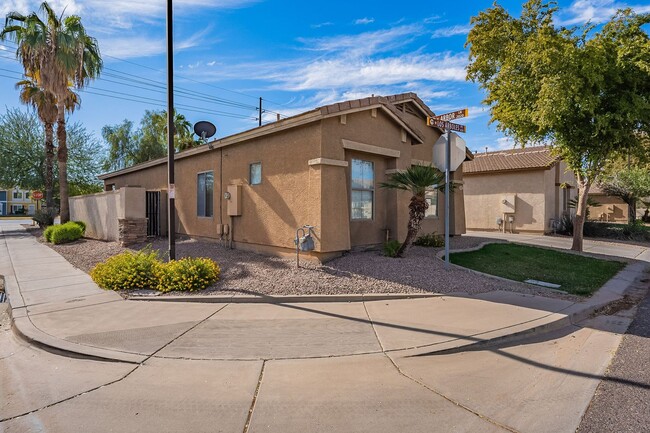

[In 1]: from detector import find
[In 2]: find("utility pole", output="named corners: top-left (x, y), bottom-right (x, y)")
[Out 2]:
top-left (166, 0), bottom-right (176, 260)
top-left (258, 97), bottom-right (263, 127)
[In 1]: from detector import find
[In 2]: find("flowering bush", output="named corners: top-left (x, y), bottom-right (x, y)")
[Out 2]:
top-left (90, 249), bottom-right (161, 291)
top-left (90, 249), bottom-right (220, 293)
top-left (156, 257), bottom-right (221, 292)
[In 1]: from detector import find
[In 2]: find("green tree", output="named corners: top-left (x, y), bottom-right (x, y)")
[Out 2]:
top-left (598, 168), bottom-right (650, 223)
top-left (466, 1), bottom-right (650, 251)
top-left (147, 109), bottom-right (198, 152)
top-left (0, 108), bottom-right (104, 197)
top-left (16, 79), bottom-right (79, 212)
top-left (102, 120), bottom-right (138, 172)
top-left (380, 165), bottom-right (446, 257)
top-left (2, 1), bottom-right (103, 223)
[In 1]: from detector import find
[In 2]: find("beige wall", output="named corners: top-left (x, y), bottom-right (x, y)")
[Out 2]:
top-left (101, 104), bottom-right (467, 259)
top-left (69, 187), bottom-right (145, 241)
top-left (589, 194), bottom-right (628, 222)
top-left (464, 170), bottom-right (548, 232)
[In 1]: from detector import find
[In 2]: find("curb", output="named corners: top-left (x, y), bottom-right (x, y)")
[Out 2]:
top-left (3, 275), bottom-right (144, 364)
top-left (127, 293), bottom-right (441, 304)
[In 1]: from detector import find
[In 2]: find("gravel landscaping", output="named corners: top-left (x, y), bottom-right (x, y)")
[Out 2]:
top-left (27, 227), bottom-right (580, 300)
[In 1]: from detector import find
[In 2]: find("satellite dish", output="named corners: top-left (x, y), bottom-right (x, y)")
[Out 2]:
top-left (193, 121), bottom-right (216, 142)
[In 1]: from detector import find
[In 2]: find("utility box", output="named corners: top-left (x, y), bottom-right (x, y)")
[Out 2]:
top-left (227, 184), bottom-right (242, 216)
top-left (501, 194), bottom-right (516, 214)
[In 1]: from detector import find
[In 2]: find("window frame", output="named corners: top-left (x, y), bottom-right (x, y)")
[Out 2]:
top-left (350, 158), bottom-right (375, 221)
top-left (196, 170), bottom-right (214, 218)
top-left (13, 191), bottom-right (23, 200)
top-left (424, 187), bottom-right (439, 218)
top-left (249, 162), bottom-right (262, 185)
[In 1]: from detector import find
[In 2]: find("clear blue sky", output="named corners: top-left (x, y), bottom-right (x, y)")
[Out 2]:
top-left (1, 0), bottom-right (649, 154)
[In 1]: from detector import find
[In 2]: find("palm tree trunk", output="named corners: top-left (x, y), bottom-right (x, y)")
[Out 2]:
top-left (44, 122), bottom-right (55, 211)
top-left (396, 196), bottom-right (428, 257)
top-left (56, 104), bottom-right (69, 223)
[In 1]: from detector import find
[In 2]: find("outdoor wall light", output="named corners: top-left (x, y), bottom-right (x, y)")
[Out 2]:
top-left (224, 192), bottom-right (231, 200)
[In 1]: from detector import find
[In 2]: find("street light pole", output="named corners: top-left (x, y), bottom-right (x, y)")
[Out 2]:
top-left (166, 0), bottom-right (176, 260)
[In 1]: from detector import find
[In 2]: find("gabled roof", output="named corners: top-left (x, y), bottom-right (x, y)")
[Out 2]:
top-left (100, 93), bottom-right (435, 180)
top-left (463, 146), bottom-right (557, 174)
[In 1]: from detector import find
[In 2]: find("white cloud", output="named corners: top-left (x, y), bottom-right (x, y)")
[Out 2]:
top-left (311, 22), bottom-right (333, 29)
top-left (558, 0), bottom-right (650, 25)
top-left (354, 17), bottom-right (375, 25)
top-left (492, 136), bottom-right (515, 151)
top-left (101, 26), bottom-right (211, 59)
top-left (297, 24), bottom-right (422, 57)
top-left (431, 24), bottom-right (471, 39)
top-left (207, 61), bottom-right (217, 66)
top-left (274, 53), bottom-right (467, 91)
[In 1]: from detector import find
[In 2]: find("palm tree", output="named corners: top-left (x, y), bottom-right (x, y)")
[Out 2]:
top-left (381, 165), bottom-right (446, 257)
top-left (151, 110), bottom-right (198, 151)
top-left (16, 78), bottom-right (79, 213)
top-left (2, 2), bottom-right (102, 223)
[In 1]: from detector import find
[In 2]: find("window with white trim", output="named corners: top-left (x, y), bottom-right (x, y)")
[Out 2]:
top-left (13, 191), bottom-right (22, 200)
top-left (425, 188), bottom-right (439, 218)
top-left (197, 171), bottom-right (214, 217)
top-left (351, 159), bottom-right (374, 220)
top-left (250, 162), bottom-right (262, 185)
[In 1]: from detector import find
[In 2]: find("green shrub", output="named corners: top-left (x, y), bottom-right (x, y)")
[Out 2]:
top-left (32, 209), bottom-right (56, 228)
top-left (383, 240), bottom-right (402, 258)
top-left (156, 257), bottom-right (221, 292)
top-left (72, 220), bottom-right (86, 235)
top-left (43, 225), bottom-right (56, 242)
top-left (413, 232), bottom-right (445, 247)
top-left (90, 248), bottom-right (161, 291)
top-left (49, 222), bottom-right (83, 244)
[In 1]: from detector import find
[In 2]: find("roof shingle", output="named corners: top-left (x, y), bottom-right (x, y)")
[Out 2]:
top-left (463, 146), bottom-right (558, 174)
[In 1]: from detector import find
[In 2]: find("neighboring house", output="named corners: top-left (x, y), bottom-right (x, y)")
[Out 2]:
top-left (463, 146), bottom-right (576, 233)
top-left (95, 93), bottom-right (471, 261)
top-left (0, 188), bottom-right (40, 216)
top-left (588, 185), bottom-right (629, 222)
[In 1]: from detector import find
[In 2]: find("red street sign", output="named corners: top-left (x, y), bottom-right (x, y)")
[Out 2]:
top-left (426, 118), bottom-right (467, 133)
top-left (31, 191), bottom-right (43, 200)
top-left (430, 108), bottom-right (468, 122)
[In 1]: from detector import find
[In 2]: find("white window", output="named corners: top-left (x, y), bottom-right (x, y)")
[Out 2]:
top-left (197, 171), bottom-right (214, 217)
top-left (13, 191), bottom-right (22, 200)
top-left (351, 159), bottom-right (374, 220)
top-left (425, 188), bottom-right (439, 218)
top-left (250, 162), bottom-right (262, 185)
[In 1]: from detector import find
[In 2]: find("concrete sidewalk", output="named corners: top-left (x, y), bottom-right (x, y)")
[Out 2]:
top-left (2, 224), bottom-right (649, 432)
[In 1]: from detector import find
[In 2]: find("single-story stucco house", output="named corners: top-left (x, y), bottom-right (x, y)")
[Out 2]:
top-left (91, 93), bottom-right (471, 261)
top-left (462, 146), bottom-right (576, 233)
top-left (587, 185), bottom-right (630, 223)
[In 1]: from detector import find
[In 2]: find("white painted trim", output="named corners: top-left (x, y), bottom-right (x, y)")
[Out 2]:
top-left (308, 158), bottom-right (349, 167)
top-left (342, 139), bottom-right (400, 158)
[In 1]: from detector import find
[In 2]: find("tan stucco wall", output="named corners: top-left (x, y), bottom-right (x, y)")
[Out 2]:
top-left (69, 187), bottom-right (145, 241)
top-left (464, 170), bottom-right (548, 232)
top-left (589, 194), bottom-right (628, 222)
top-left (100, 103), bottom-right (467, 258)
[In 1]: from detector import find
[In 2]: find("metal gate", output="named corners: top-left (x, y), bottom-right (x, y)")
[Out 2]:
top-left (145, 191), bottom-right (161, 237)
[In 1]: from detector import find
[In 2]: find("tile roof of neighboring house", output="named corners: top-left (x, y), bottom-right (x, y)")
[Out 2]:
top-left (463, 146), bottom-right (558, 174)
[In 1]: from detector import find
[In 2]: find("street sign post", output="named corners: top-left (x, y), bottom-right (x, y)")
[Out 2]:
top-left (427, 108), bottom-right (468, 269)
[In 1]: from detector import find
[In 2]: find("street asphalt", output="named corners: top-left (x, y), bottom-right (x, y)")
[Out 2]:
top-left (1, 224), bottom-right (649, 432)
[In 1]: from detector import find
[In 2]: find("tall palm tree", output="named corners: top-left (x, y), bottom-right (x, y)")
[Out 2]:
top-left (2, 2), bottom-right (102, 223)
top-left (16, 78), bottom-right (79, 213)
top-left (151, 110), bottom-right (198, 151)
top-left (381, 165), bottom-right (446, 257)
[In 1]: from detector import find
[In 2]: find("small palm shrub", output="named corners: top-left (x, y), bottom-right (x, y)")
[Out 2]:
top-left (383, 240), bottom-right (402, 258)
top-left (32, 209), bottom-right (56, 228)
top-left (156, 257), bottom-right (221, 292)
top-left (90, 249), bottom-right (161, 291)
top-left (413, 232), bottom-right (444, 247)
top-left (49, 222), bottom-right (83, 244)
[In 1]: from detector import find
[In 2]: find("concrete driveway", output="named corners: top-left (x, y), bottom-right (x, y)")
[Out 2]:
top-left (1, 224), bottom-right (648, 433)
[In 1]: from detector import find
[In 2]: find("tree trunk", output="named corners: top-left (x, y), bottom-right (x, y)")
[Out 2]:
top-left (571, 178), bottom-right (591, 252)
top-left (628, 199), bottom-right (637, 223)
top-left (44, 122), bottom-right (55, 212)
top-left (56, 105), bottom-right (69, 223)
top-left (396, 196), bottom-right (427, 257)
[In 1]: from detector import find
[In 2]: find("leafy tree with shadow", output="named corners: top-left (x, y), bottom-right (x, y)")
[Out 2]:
top-left (466, 0), bottom-right (650, 252)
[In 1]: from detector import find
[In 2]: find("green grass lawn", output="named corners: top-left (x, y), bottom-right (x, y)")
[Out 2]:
top-left (450, 243), bottom-right (626, 295)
